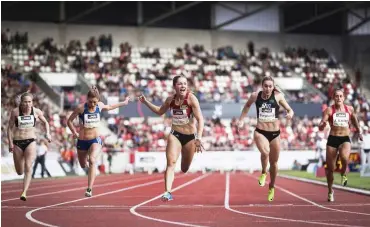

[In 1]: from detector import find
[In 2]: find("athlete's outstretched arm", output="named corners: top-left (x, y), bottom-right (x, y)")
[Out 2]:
top-left (67, 105), bottom-right (83, 138)
top-left (349, 106), bottom-right (363, 141)
top-left (319, 108), bottom-right (330, 131)
top-left (190, 94), bottom-right (204, 140)
top-left (138, 95), bottom-right (171, 116)
top-left (36, 108), bottom-right (51, 142)
top-left (238, 92), bottom-right (258, 122)
top-left (7, 109), bottom-right (15, 152)
top-left (99, 96), bottom-right (130, 111)
top-left (278, 94), bottom-right (294, 119)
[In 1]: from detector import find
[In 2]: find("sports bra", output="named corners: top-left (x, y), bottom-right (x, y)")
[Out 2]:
top-left (78, 103), bottom-right (101, 128)
top-left (15, 107), bottom-right (36, 129)
top-left (170, 92), bottom-right (193, 126)
top-left (329, 105), bottom-right (351, 128)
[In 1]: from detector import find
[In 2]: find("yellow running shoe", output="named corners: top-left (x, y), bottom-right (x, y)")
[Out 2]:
top-left (268, 188), bottom-right (275, 202)
top-left (341, 175), bottom-right (348, 186)
top-left (20, 192), bottom-right (26, 201)
top-left (258, 173), bottom-right (267, 186)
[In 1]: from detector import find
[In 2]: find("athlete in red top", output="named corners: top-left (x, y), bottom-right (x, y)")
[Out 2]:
top-left (319, 89), bottom-right (363, 202)
top-left (138, 75), bottom-right (204, 201)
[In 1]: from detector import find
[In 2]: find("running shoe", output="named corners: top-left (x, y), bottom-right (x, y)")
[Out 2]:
top-left (341, 175), bottom-right (348, 186)
top-left (85, 188), bottom-right (92, 197)
top-left (161, 191), bottom-right (173, 202)
top-left (328, 191), bottom-right (334, 202)
top-left (20, 191), bottom-right (26, 201)
top-left (268, 188), bottom-right (275, 202)
top-left (258, 173), bottom-right (267, 187)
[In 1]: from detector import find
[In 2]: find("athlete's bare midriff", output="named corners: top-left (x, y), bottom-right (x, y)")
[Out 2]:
top-left (329, 126), bottom-right (350, 137)
top-left (13, 127), bottom-right (37, 140)
top-left (78, 126), bottom-right (100, 140)
top-left (171, 120), bottom-right (196, 135)
top-left (256, 120), bottom-right (280, 132)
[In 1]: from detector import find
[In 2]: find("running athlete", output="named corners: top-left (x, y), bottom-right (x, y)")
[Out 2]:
top-left (237, 76), bottom-right (294, 202)
top-left (138, 75), bottom-right (204, 201)
top-left (7, 93), bottom-right (52, 201)
top-left (318, 89), bottom-right (362, 202)
top-left (67, 86), bottom-right (130, 197)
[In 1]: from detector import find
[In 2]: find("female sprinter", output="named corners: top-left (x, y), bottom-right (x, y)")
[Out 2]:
top-left (237, 76), bottom-right (294, 202)
top-left (138, 75), bottom-right (204, 201)
top-left (67, 86), bottom-right (130, 197)
top-left (7, 93), bottom-right (52, 201)
top-left (318, 89), bottom-right (362, 202)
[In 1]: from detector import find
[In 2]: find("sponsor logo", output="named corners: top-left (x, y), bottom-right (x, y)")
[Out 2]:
top-left (140, 156), bottom-right (155, 163)
top-left (261, 103), bottom-right (271, 109)
top-left (181, 105), bottom-right (188, 110)
top-left (335, 113), bottom-right (346, 117)
top-left (173, 110), bottom-right (184, 115)
top-left (87, 114), bottom-right (98, 119)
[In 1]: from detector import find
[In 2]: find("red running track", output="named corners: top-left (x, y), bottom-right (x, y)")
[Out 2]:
top-left (1, 172), bottom-right (370, 227)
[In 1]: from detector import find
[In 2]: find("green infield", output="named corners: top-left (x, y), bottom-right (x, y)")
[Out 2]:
top-left (280, 170), bottom-right (370, 190)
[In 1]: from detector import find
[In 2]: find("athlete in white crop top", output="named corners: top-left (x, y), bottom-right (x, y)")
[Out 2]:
top-left (67, 86), bottom-right (130, 197)
top-left (7, 92), bottom-right (51, 201)
top-left (138, 75), bottom-right (204, 202)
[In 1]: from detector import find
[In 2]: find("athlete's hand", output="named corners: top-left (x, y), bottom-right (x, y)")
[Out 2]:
top-left (318, 122), bottom-right (327, 131)
top-left (46, 133), bottom-right (52, 143)
top-left (359, 133), bottom-right (363, 142)
top-left (195, 139), bottom-right (204, 153)
top-left (9, 146), bottom-right (14, 153)
top-left (138, 94), bottom-right (146, 103)
top-left (286, 111), bottom-right (294, 120)
top-left (72, 132), bottom-right (79, 139)
top-left (122, 96), bottom-right (131, 106)
top-left (237, 120), bottom-right (244, 131)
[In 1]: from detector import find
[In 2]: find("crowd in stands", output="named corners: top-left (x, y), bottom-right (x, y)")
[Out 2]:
top-left (1, 28), bottom-right (369, 156)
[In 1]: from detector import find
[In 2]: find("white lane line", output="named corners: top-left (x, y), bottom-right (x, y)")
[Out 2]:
top-left (279, 174), bottom-right (370, 196)
top-left (2, 175), bottom-right (160, 202)
top-left (225, 173), bottom-right (365, 227)
top-left (25, 174), bottom-right (191, 227)
top-left (247, 173), bottom-right (370, 216)
top-left (130, 173), bottom-right (211, 227)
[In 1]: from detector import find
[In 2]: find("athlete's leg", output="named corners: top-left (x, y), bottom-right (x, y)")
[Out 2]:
top-left (13, 145), bottom-right (25, 175)
top-left (325, 146), bottom-right (338, 194)
top-left (87, 143), bottom-right (102, 191)
top-left (165, 134), bottom-right (181, 192)
top-left (180, 139), bottom-right (197, 173)
top-left (338, 142), bottom-right (351, 186)
top-left (268, 136), bottom-right (281, 189)
top-left (77, 149), bottom-right (89, 168)
top-left (22, 141), bottom-right (37, 199)
top-left (254, 130), bottom-right (270, 186)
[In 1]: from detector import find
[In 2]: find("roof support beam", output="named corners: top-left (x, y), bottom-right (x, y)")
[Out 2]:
top-left (284, 2), bottom-right (363, 32)
top-left (141, 2), bottom-right (202, 27)
top-left (212, 3), bottom-right (283, 30)
top-left (66, 2), bottom-right (113, 23)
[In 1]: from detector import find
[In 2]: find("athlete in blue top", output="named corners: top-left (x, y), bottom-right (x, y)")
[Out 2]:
top-left (67, 86), bottom-right (130, 197)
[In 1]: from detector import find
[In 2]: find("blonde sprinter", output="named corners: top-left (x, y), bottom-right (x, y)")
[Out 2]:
top-left (67, 86), bottom-right (130, 197)
top-left (7, 93), bottom-right (51, 201)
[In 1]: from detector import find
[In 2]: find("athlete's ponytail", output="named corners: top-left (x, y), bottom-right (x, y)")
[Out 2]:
top-left (87, 85), bottom-right (100, 100)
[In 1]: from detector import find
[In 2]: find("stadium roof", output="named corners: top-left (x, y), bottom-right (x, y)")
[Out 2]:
top-left (2, 1), bottom-right (370, 35)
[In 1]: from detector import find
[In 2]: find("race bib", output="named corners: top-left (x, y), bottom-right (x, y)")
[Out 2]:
top-left (258, 107), bottom-right (276, 122)
top-left (17, 115), bottom-right (35, 129)
top-left (171, 109), bottom-right (189, 125)
top-left (333, 112), bottom-right (349, 127)
top-left (84, 113), bottom-right (100, 128)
